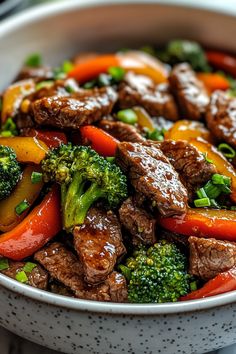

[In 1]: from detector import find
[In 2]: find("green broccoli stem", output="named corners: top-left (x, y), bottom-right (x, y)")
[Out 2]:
top-left (63, 173), bottom-right (104, 231)
top-left (71, 182), bottom-right (104, 229)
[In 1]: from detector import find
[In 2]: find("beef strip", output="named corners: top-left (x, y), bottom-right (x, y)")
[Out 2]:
top-left (118, 72), bottom-right (179, 120)
top-left (119, 197), bottom-right (157, 245)
top-left (206, 90), bottom-right (236, 149)
top-left (116, 142), bottom-right (188, 216)
top-left (15, 66), bottom-right (54, 82)
top-left (159, 140), bottom-right (216, 199)
top-left (99, 119), bottom-right (145, 143)
top-left (169, 63), bottom-right (209, 120)
top-left (32, 86), bottom-right (117, 129)
top-left (16, 78), bottom-right (80, 129)
top-left (34, 242), bottom-right (127, 302)
top-left (105, 271), bottom-right (128, 302)
top-left (1, 261), bottom-right (48, 290)
top-left (73, 207), bottom-right (126, 284)
top-left (189, 236), bottom-right (236, 280)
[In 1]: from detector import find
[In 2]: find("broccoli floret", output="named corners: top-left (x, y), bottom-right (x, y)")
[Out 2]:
top-left (158, 39), bottom-right (210, 71)
top-left (120, 239), bottom-right (190, 303)
top-left (41, 144), bottom-right (128, 231)
top-left (0, 145), bottom-right (21, 200)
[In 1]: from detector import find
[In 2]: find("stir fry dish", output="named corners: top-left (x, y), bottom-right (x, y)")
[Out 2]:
top-left (2, 40), bottom-right (236, 303)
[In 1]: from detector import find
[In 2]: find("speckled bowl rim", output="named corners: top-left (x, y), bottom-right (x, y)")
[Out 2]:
top-left (1, 0), bottom-right (236, 315)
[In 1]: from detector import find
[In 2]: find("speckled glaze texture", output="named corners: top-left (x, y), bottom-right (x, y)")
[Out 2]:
top-left (2, 1), bottom-right (236, 353)
top-left (0, 285), bottom-right (235, 354)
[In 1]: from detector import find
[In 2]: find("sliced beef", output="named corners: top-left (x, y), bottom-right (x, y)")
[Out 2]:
top-left (105, 271), bottom-right (128, 302)
top-left (34, 242), bottom-right (127, 302)
top-left (169, 63), bottom-right (209, 120)
top-left (99, 119), bottom-right (145, 143)
top-left (159, 140), bottom-right (216, 199)
top-left (32, 86), bottom-right (117, 129)
top-left (73, 207), bottom-right (126, 284)
top-left (16, 78), bottom-right (80, 129)
top-left (206, 91), bottom-right (236, 149)
top-left (119, 197), bottom-right (157, 245)
top-left (116, 142), bottom-right (188, 216)
top-left (118, 72), bottom-right (179, 120)
top-left (1, 261), bottom-right (48, 290)
top-left (189, 236), bottom-right (236, 280)
top-left (15, 66), bottom-right (54, 82)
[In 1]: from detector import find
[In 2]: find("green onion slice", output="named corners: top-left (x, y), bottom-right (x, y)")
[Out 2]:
top-left (108, 66), bottom-right (125, 82)
top-left (0, 258), bottom-right (9, 271)
top-left (15, 200), bottom-right (30, 216)
top-left (218, 143), bottom-right (236, 159)
top-left (24, 53), bottom-right (42, 67)
top-left (23, 262), bottom-right (37, 273)
top-left (15, 271), bottom-right (28, 283)
top-left (117, 109), bottom-right (138, 125)
top-left (194, 197), bottom-right (211, 208)
top-left (31, 171), bottom-right (42, 184)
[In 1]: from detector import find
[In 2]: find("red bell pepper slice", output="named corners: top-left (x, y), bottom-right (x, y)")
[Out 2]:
top-left (68, 55), bottom-right (119, 83)
top-left (0, 186), bottom-right (61, 261)
top-left (24, 129), bottom-right (67, 149)
top-left (158, 208), bottom-right (236, 242)
top-left (181, 267), bottom-right (236, 301)
top-left (80, 125), bottom-right (118, 157)
top-left (206, 50), bottom-right (236, 77)
top-left (197, 73), bottom-right (230, 92)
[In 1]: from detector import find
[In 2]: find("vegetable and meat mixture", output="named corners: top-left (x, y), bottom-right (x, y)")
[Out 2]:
top-left (2, 39), bottom-right (236, 303)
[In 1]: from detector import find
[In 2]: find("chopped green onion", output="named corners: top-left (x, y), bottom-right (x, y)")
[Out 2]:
top-left (194, 197), bottom-right (211, 208)
top-left (15, 200), bottom-right (30, 216)
top-left (24, 53), bottom-right (42, 67)
top-left (36, 80), bottom-right (54, 91)
top-left (117, 109), bottom-right (138, 125)
top-left (231, 206), bottom-right (236, 210)
top-left (203, 181), bottom-right (221, 199)
top-left (108, 66), bottom-right (125, 82)
top-left (65, 85), bottom-right (75, 94)
top-left (210, 199), bottom-right (220, 208)
top-left (218, 143), bottom-right (236, 159)
top-left (146, 128), bottom-right (164, 141)
top-left (212, 173), bottom-right (230, 186)
top-left (31, 171), bottom-right (42, 184)
top-left (62, 60), bottom-right (74, 74)
top-left (23, 262), bottom-right (37, 273)
top-left (203, 152), bottom-right (213, 164)
top-left (190, 281), bottom-right (198, 292)
top-left (106, 157), bottom-right (115, 163)
top-left (0, 258), bottom-right (9, 271)
top-left (15, 271), bottom-right (28, 283)
top-left (0, 117), bottom-right (18, 137)
top-left (118, 264), bottom-right (131, 282)
top-left (220, 184), bottom-right (231, 194)
top-left (83, 80), bottom-right (96, 89)
top-left (196, 187), bottom-right (208, 199)
top-left (97, 74), bottom-right (112, 87)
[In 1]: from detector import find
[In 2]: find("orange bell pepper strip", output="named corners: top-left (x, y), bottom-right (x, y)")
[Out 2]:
top-left (180, 267), bottom-right (236, 301)
top-left (0, 186), bottom-right (61, 261)
top-left (1, 79), bottom-right (35, 123)
top-left (165, 120), bottom-right (213, 143)
top-left (189, 138), bottom-right (236, 203)
top-left (158, 208), bottom-right (236, 242)
top-left (0, 165), bottom-right (44, 232)
top-left (68, 51), bottom-right (168, 84)
top-left (23, 129), bottom-right (67, 149)
top-left (133, 107), bottom-right (155, 132)
top-left (206, 51), bottom-right (236, 78)
top-left (68, 55), bottom-right (119, 83)
top-left (80, 125), bottom-right (118, 157)
top-left (0, 137), bottom-right (48, 164)
top-left (197, 73), bottom-right (230, 92)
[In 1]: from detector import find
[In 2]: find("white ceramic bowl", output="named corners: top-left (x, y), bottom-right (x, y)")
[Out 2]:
top-left (1, 1), bottom-right (236, 353)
